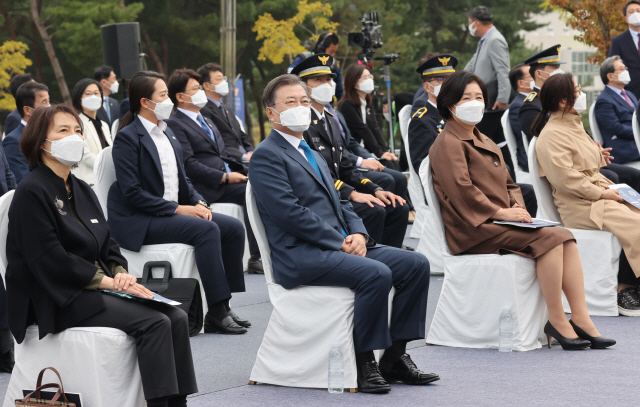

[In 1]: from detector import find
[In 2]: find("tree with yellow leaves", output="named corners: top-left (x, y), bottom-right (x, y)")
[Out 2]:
top-left (0, 41), bottom-right (32, 112)
top-left (252, 0), bottom-right (339, 65)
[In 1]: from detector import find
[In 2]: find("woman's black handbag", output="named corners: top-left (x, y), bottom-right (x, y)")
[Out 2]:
top-left (137, 261), bottom-right (203, 336)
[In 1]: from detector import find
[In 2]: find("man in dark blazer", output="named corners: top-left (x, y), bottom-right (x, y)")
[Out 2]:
top-left (251, 74), bottom-right (438, 393)
top-left (119, 97), bottom-right (129, 121)
top-left (94, 65), bottom-right (120, 131)
top-left (196, 63), bottom-right (255, 163)
top-left (3, 82), bottom-right (50, 184)
top-left (3, 74), bottom-right (33, 136)
top-left (595, 55), bottom-right (640, 164)
top-left (507, 63), bottom-right (533, 172)
top-left (165, 69), bottom-right (263, 274)
top-left (609, 1), bottom-right (640, 99)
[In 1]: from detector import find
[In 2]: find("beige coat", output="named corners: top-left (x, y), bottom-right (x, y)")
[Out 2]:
top-left (536, 110), bottom-right (640, 276)
top-left (72, 113), bottom-right (113, 187)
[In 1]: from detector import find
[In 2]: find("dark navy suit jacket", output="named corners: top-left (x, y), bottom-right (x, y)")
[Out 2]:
top-left (3, 123), bottom-right (29, 184)
top-left (166, 110), bottom-right (247, 203)
top-left (508, 92), bottom-right (529, 171)
top-left (249, 130), bottom-right (369, 289)
top-left (107, 116), bottom-right (204, 251)
top-left (97, 96), bottom-right (120, 128)
top-left (119, 98), bottom-right (130, 121)
top-left (594, 86), bottom-right (640, 164)
top-left (3, 109), bottom-right (21, 136)
top-left (609, 30), bottom-right (640, 99)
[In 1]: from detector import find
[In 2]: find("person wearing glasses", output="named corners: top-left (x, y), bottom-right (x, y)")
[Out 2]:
top-left (594, 56), bottom-right (640, 165)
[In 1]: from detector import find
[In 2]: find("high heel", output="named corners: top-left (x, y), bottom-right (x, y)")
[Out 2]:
top-left (569, 320), bottom-right (616, 349)
top-left (543, 321), bottom-right (590, 350)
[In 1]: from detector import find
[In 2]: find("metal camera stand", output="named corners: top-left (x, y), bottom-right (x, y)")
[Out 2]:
top-left (374, 54), bottom-right (400, 155)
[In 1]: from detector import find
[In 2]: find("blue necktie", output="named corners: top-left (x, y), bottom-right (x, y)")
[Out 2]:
top-left (299, 140), bottom-right (347, 238)
top-left (105, 99), bottom-right (111, 122)
top-left (197, 114), bottom-right (230, 173)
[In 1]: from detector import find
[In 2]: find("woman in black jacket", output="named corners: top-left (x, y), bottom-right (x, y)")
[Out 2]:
top-left (5, 105), bottom-right (198, 407)
top-left (338, 64), bottom-right (399, 169)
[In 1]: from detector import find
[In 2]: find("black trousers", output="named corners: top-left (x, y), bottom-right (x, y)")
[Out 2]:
top-left (143, 212), bottom-right (245, 305)
top-left (603, 163), bottom-right (640, 190)
top-left (352, 200), bottom-right (409, 248)
top-left (366, 168), bottom-right (408, 200)
top-left (211, 182), bottom-right (259, 256)
top-left (618, 250), bottom-right (640, 286)
top-left (306, 246), bottom-right (430, 352)
top-left (516, 183), bottom-right (538, 218)
top-left (75, 294), bottom-right (198, 400)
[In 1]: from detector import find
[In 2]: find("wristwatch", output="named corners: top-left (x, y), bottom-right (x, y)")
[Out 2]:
top-left (196, 200), bottom-right (211, 210)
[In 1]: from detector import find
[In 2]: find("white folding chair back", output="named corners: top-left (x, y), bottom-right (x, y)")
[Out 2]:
top-left (236, 115), bottom-right (246, 133)
top-left (528, 137), bottom-right (620, 316)
top-left (501, 110), bottom-right (530, 183)
top-left (588, 101), bottom-right (604, 145)
top-left (93, 147), bottom-right (115, 218)
top-left (111, 118), bottom-right (120, 139)
top-left (521, 131), bottom-right (529, 155)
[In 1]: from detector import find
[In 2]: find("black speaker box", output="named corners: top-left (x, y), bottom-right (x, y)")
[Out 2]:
top-left (100, 22), bottom-right (142, 79)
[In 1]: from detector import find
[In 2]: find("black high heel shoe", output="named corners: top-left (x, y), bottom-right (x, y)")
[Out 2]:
top-left (543, 321), bottom-right (591, 350)
top-left (569, 320), bottom-right (616, 349)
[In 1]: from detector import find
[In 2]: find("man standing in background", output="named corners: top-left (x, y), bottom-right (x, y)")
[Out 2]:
top-left (609, 0), bottom-right (640, 98)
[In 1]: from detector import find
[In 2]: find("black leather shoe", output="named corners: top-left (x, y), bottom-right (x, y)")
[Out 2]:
top-left (227, 308), bottom-right (251, 328)
top-left (544, 321), bottom-right (590, 350)
top-left (379, 353), bottom-right (440, 385)
top-left (246, 254), bottom-right (264, 275)
top-left (0, 349), bottom-right (14, 373)
top-left (204, 313), bottom-right (247, 334)
top-left (569, 320), bottom-right (615, 349)
top-left (357, 361), bottom-right (391, 394)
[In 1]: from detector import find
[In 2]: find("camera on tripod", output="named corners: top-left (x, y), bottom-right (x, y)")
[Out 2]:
top-left (348, 12), bottom-right (384, 62)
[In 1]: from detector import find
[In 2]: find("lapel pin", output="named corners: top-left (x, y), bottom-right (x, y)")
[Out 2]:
top-left (313, 120), bottom-right (318, 124)
top-left (91, 219), bottom-right (99, 223)
top-left (172, 136), bottom-right (177, 139)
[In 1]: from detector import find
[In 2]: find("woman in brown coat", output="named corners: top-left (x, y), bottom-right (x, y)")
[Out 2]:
top-left (429, 71), bottom-right (614, 350)
top-left (534, 73), bottom-right (640, 317)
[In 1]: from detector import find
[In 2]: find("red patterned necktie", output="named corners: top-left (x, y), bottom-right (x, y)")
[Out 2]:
top-left (622, 90), bottom-right (634, 108)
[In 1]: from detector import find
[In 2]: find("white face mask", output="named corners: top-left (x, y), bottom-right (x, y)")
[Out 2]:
top-left (573, 91), bottom-right (587, 114)
top-left (310, 83), bottom-right (334, 105)
top-left (468, 21), bottom-right (478, 37)
top-left (428, 82), bottom-right (442, 97)
top-left (357, 78), bottom-right (375, 94)
top-left (629, 12), bottom-right (640, 26)
top-left (450, 100), bottom-right (485, 125)
top-left (529, 80), bottom-right (535, 90)
top-left (81, 95), bottom-right (102, 111)
top-left (519, 80), bottom-right (534, 91)
top-left (182, 89), bottom-right (208, 108)
top-left (146, 98), bottom-right (174, 121)
top-left (214, 80), bottom-right (229, 96)
top-left (271, 105), bottom-right (311, 132)
top-left (43, 135), bottom-right (85, 167)
top-left (383, 112), bottom-right (391, 122)
top-left (616, 70), bottom-right (631, 85)
top-left (109, 80), bottom-right (119, 94)
top-left (331, 80), bottom-right (337, 94)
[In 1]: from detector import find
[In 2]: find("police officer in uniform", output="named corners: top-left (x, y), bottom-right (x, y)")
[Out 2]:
top-left (407, 54), bottom-right (456, 174)
top-left (292, 54), bottom-right (409, 248)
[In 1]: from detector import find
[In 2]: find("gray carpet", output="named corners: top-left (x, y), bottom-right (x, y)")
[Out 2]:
top-left (3, 225), bottom-right (639, 406)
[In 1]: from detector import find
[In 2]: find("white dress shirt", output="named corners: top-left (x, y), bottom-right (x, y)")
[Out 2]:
top-left (20, 119), bottom-right (27, 127)
top-left (359, 98), bottom-right (367, 125)
top-left (177, 107), bottom-right (201, 125)
top-left (276, 129), bottom-right (307, 162)
top-left (138, 116), bottom-right (180, 203)
top-left (630, 29), bottom-right (639, 49)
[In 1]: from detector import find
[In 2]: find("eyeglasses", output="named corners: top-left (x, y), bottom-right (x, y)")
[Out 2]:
top-left (208, 76), bottom-right (227, 85)
top-left (428, 77), bottom-right (447, 84)
top-left (184, 86), bottom-right (202, 93)
top-left (358, 75), bottom-right (374, 81)
top-left (272, 99), bottom-right (310, 109)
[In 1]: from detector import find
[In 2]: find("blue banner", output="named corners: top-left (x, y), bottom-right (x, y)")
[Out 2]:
top-left (234, 79), bottom-right (246, 131)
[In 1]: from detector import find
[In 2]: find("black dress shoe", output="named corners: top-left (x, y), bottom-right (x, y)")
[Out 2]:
top-left (569, 320), bottom-right (616, 349)
top-left (227, 308), bottom-right (251, 328)
top-left (0, 349), bottom-right (14, 373)
top-left (543, 321), bottom-right (590, 350)
top-left (379, 353), bottom-right (440, 385)
top-left (246, 254), bottom-right (264, 275)
top-left (357, 361), bottom-right (391, 394)
top-left (204, 313), bottom-right (247, 334)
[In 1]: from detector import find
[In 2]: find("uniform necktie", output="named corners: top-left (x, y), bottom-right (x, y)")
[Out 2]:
top-left (299, 140), bottom-right (347, 238)
top-left (622, 90), bottom-right (635, 108)
top-left (197, 114), bottom-right (231, 173)
top-left (318, 117), bottom-right (328, 134)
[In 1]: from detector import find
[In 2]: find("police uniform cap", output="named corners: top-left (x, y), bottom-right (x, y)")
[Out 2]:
top-left (291, 53), bottom-right (337, 79)
top-left (524, 44), bottom-right (566, 66)
top-left (416, 54), bottom-right (458, 77)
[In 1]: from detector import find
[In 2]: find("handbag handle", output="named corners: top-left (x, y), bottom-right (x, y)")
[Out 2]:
top-left (141, 261), bottom-right (172, 291)
top-left (20, 382), bottom-right (63, 405)
top-left (35, 367), bottom-right (70, 403)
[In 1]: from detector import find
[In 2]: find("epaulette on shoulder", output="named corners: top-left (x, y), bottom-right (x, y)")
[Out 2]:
top-left (524, 91), bottom-right (538, 103)
top-left (324, 108), bottom-right (334, 117)
top-left (412, 107), bottom-right (427, 119)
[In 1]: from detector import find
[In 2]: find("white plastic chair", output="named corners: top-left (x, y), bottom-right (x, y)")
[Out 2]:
top-left (500, 110), bottom-right (531, 184)
top-left (246, 182), bottom-right (394, 389)
top-left (0, 191), bottom-right (145, 407)
top-left (420, 158), bottom-right (548, 351)
top-left (110, 118), bottom-right (120, 139)
top-left (528, 137), bottom-right (620, 316)
top-left (521, 131), bottom-right (529, 155)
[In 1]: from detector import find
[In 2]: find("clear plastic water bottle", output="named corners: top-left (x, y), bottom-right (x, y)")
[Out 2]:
top-left (328, 343), bottom-right (344, 393)
top-left (499, 306), bottom-right (513, 352)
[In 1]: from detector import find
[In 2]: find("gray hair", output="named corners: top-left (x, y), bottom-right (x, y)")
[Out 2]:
top-left (468, 6), bottom-right (492, 23)
top-left (600, 55), bottom-right (623, 85)
top-left (262, 74), bottom-right (309, 109)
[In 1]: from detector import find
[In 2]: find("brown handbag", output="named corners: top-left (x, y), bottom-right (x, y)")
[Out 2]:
top-left (15, 367), bottom-right (76, 406)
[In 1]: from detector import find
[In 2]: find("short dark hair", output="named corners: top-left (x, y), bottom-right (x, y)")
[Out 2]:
top-left (16, 82), bottom-right (49, 118)
top-left (9, 73), bottom-right (33, 98)
top-left (531, 73), bottom-right (577, 137)
top-left (509, 63), bottom-right (528, 92)
top-left (623, 1), bottom-right (640, 15)
top-left (468, 6), bottom-right (492, 23)
top-left (600, 56), bottom-right (622, 85)
top-left (196, 63), bottom-right (223, 85)
top-left (528, 62), bottom-right (550, 80)
top-left (93, 65), bottom-right (114, 82)
top-left (20, 105), bottom-right (82, 169)
top-left (436, 70), bottom-right (488, 120)
top-left (118, 71), bottom-right (166, 131)
top-left (167, 68), bottom-right (201, 104)
top-left (262, 74), bottom-right (307, 109)
top-left (314, 32), bottom-right (339, 53)
top-left (71, 78), bottom-right (103, 113)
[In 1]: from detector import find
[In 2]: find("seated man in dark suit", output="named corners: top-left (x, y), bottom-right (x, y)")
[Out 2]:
top-left (595, 55), bottom-right (640, 164)
top-left (507, 63), bottom-right (533, 171)
top-left (3, 73), bottom-right (33, 136)
top-left (165, 68), bottom-right (263, 274)
top-left (94, 65), bottom-right (120, 131)
top-left (196, 63), bottom-right (255, 162)
top-left (250, 74), bottom-right (438, 393)
top-left (3, 82), bottom-right (49, 184)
